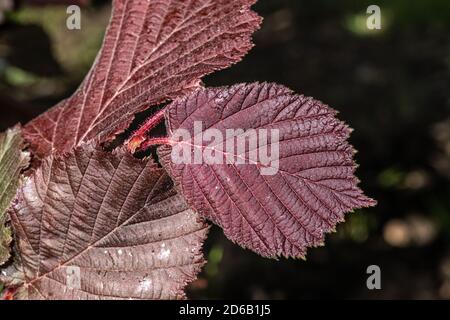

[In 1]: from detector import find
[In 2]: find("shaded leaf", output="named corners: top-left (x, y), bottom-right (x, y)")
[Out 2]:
top-left (8, 143), bottom-right (208, 299)
top-left (23, 0), bottom-right (261, 160)
top-left (0, 227), bottom-right (12, 266)
top-left (0, 126), bottom-right (30, 266)
top-left (0, 263), bottom-right (24, 290)
top-left (159, 82), bottom-right (376, 258)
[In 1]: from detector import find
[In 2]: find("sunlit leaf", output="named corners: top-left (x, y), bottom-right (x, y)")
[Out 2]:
top-left (8, 143), bottom-right (208, 299)
top-left (23, 0), bottom-right (261, 160)
top-left (159, 83), bottom-right (376, 258)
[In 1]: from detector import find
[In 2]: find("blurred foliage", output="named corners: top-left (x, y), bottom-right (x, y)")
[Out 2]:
top-left (1, 0), bottom-right (450, 299)
top-left (0, 1), bottom-right (109, 120)
top-left (9, 5), bottom-right (107, 76)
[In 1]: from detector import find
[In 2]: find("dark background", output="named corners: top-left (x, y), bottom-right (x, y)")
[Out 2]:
top-left (1, 0), bottom-right (449, 299)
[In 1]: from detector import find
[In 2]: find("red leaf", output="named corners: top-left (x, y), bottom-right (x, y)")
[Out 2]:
top-left (23, 0), bottom-right (261, 160)
top-left (158, 82), bottom-right (376, 258)
top-left (8, 144), bottom-right (209, 299)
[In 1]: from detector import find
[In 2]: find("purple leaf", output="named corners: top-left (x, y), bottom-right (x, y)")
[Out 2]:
top-left (23, 0), bottom-right (261, 160)
top-left (158, 82), bottom-right (376, 258)
top-left (7, 143), bottom-right (209, 299)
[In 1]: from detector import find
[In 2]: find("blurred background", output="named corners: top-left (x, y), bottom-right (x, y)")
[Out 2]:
top-left (1, 0), bottom-right (449, 299)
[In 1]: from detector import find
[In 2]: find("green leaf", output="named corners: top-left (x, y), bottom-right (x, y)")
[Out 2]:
top-left (0, 126), bottom-right (30, 266)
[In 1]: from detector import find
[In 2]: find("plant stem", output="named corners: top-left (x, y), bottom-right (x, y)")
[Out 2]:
top-left (134, 108), bottom-right (166, 138)
top-left (126, 108), bottom-right (166, 153)
top-left (139, 137), bottom-right (172, 150)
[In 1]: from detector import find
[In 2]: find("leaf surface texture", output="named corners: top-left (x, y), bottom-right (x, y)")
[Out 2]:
top-left (9, 144), bottom-right (208, 299)
top-left (0, 126), bottom-right (29, 265)
top-left (23, 0), bottom-right (261, 159)
top-left (159, 83), bottom-right (376, 258)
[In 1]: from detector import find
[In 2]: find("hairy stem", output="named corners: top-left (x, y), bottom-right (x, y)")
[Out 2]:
top-left (139, 137), bottom-right (172, 151)
top-left (135, 108), bottom-right (166, 138)
top-left (126, 108), bottom-right (166, 153)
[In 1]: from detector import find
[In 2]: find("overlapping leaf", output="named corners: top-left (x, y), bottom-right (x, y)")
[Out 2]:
top-left (159, 82), bottom-right (376, 258)
top-left (8, 144), bottom-right (208, 300)
top-left (23, 0), bottom-right (261, 160)
top-left (0, 126), bottom-right (29, 266)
